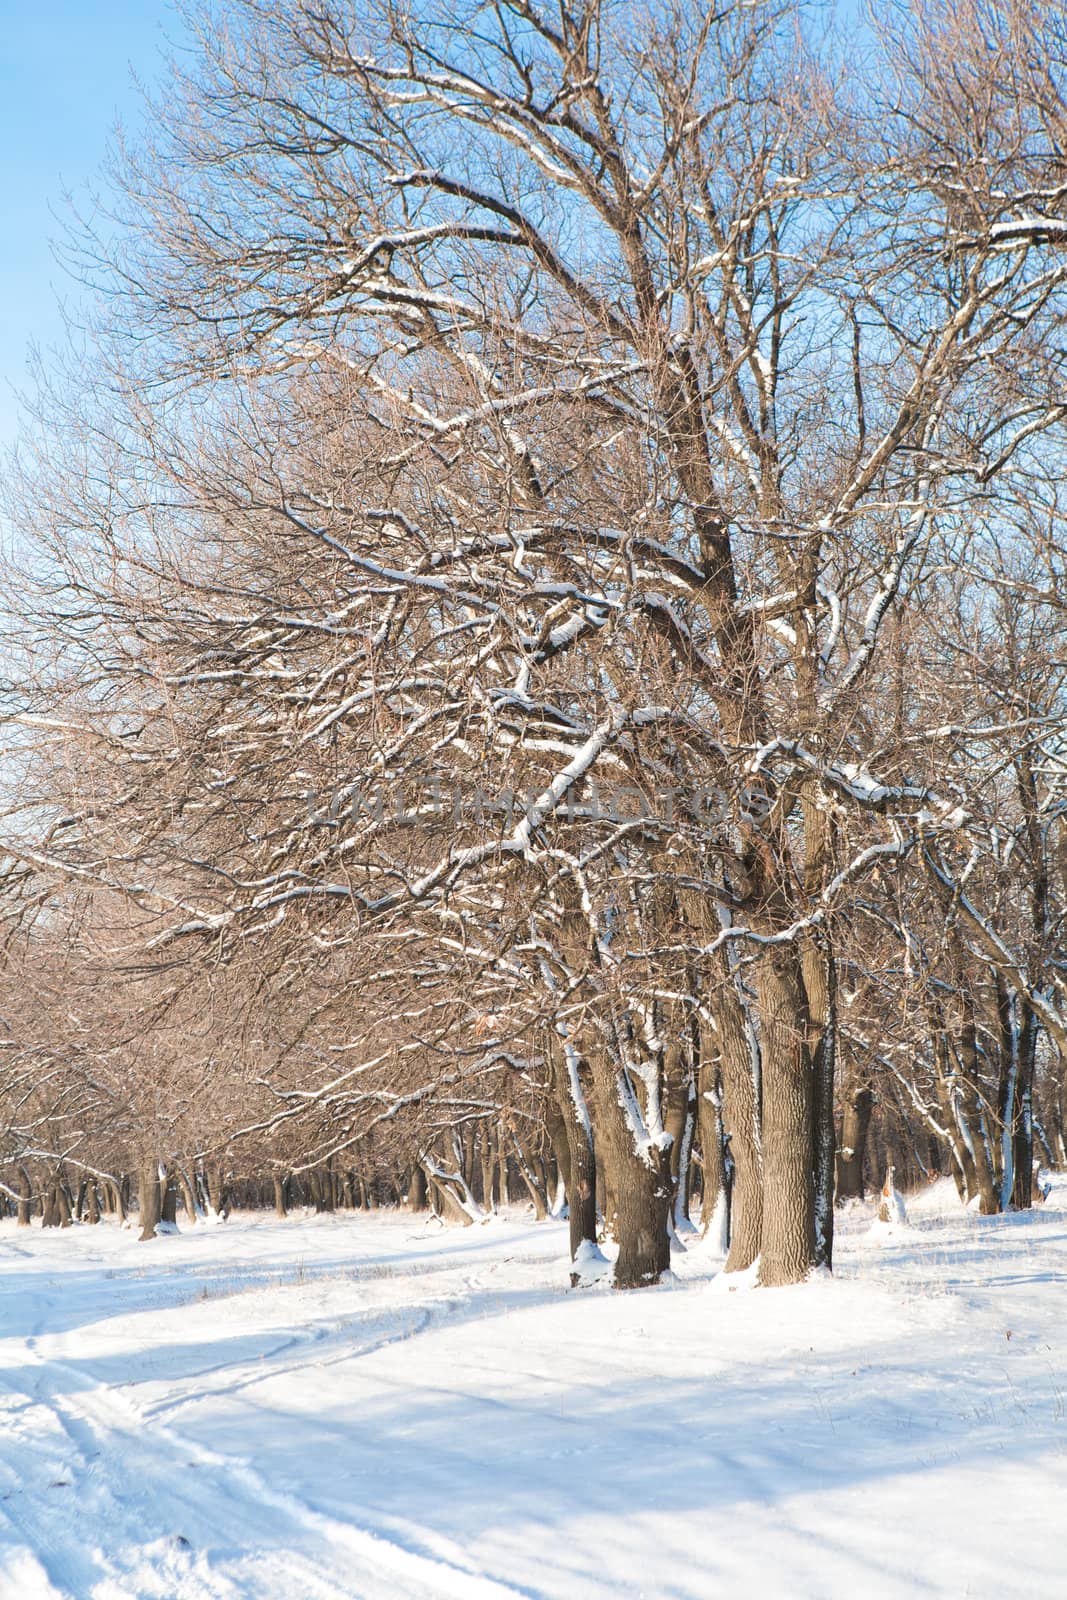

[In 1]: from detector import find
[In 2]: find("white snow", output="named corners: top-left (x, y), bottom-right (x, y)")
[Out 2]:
top-left (2, 1179), bottom-right (1066, 1598)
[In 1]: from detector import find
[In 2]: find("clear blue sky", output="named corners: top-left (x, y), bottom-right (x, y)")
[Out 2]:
top-left (0, 0), bottom-right (867, 463)
top-left (0, 2), bottom-right (188, 455)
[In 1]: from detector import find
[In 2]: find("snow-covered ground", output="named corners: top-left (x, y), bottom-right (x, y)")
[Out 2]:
top-left (1, 1181), bottom-right (1065, 1600)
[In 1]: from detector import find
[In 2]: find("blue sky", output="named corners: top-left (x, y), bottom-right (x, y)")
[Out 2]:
top-left (0, 2), bottom-right (187, 455)
top-left (0, 0), bottom-right (868, 464)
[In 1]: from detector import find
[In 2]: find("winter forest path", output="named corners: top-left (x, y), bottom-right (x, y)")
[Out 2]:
top-left (0, 1187), bottom-right (1065, 1599)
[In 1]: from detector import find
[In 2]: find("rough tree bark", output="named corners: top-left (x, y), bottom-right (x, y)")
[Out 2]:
top-left (139, 1163), bottom-right (161, 1242)
top-left (713, 970), bottom-right (764, 1274)
top-left (756, 949), bottom-right (816, 1287)
top-left (588, 1045), bottom-right (671, 1289)
top-left (836, 1078), bottom-right (874, 1202)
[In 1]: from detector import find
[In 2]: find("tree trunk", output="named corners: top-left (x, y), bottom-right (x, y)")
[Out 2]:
top-left (806, 944), bottom-right (836, 1270)
top-left (273, 1172), bottom-right (288, 1218)
top-left (1011, 1004), bottom-right (1038, 1211)
top-left (108, 1178), bottom-right (128, 1222)
top-left (205, 1163), bottom-right (226, 1217)
top-left (756, 949), bottom-right (816, 1287)
top-left (662, 1038), bottom-right (691, 1226)
top-left (177, 1167), bottom-right (200, 1223)
top-left (479, 1125), bottom-right (496, 1209)
top-left (313, 1167), bottom-right (334, 1213)
top-left (423, 1161), bottom-right (475, 1226)
top-left (958, 996), bottom-right (1000, 1214)
top-left (1051, 1067), bottom-right (1067, 1167)
top-left (511, 1129), bottom-right (549, 1219)
top-left (16, 1167), bottom-right (32, 1227)
top-left (160, 1170), bottom-right (178, 1225)
top-left (836, 1080), bottom-right (874, 1201)
top-left (543, 1097), bottom-right (571, 1211)
top-left (713, 976), bottom-right (763, 1273)
top-left (406, 1164), bottom-right (428, 1211)
top-left (673, 1088), bottom-right (697, 1230)
top-left (609, 1141), bottom-right (672, 1289)
top-left (697, 1063), bottom-right (728, 1246)
top-left (549, 1040), bottom-right (598, 1265)
top-left (139, 1163), bottom-right (161, 1241)
top-left (496, 1132), bottom-right (509, 1207)
top-left (589, 1049), bottom-right (670, 1289)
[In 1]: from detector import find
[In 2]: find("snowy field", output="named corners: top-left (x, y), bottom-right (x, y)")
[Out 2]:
top-left (1, 1182), bottom-right (1065, 1600)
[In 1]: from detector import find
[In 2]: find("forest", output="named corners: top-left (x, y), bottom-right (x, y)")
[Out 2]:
top-left (0, 0), bottom-right (1064, 1293)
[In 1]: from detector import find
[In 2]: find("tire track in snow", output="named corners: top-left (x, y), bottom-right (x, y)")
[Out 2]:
top-left (1, 1267), bottom-right (533, 1599)
top-left (136, 1240), bottom-right (506, 1426)
top-left (139, 1303), bottom-right (433, 1425)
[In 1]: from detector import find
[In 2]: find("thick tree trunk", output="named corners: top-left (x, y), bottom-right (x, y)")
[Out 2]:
top-left (567, 1127), bottom-right (598, 1265)
top-left (423, 1161), bottom-right (475, 1226)
top-left (714, 976), bottom-right (763, 1273)
top-left (756, 949), bottom-right (816, 1287)
top-left (273, 1172), bottom-right (288, 1218)
top-left (406, 1164), bottom-right (428, 1211)
top-left (589, 1049), bottom-right (670, 1289)
top-left (42, 1181), bottom-right (63, 1228)
top-left (836, 1081), bottom-right (874, 1201)
top-left (139, 1164), bottom-right (161, 1241)
top-left (543, 1097), bottom-right (571, 1211)
top-left (958, 998), bottom-right (1000, 1215)
top-left (611, 1142), bottom-right (672, 1289)
top-left (160, 1170), bottom-right (178, 1226)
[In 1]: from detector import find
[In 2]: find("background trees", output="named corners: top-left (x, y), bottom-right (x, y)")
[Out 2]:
top-left (1, 0), bottom-right (1065, 1287)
